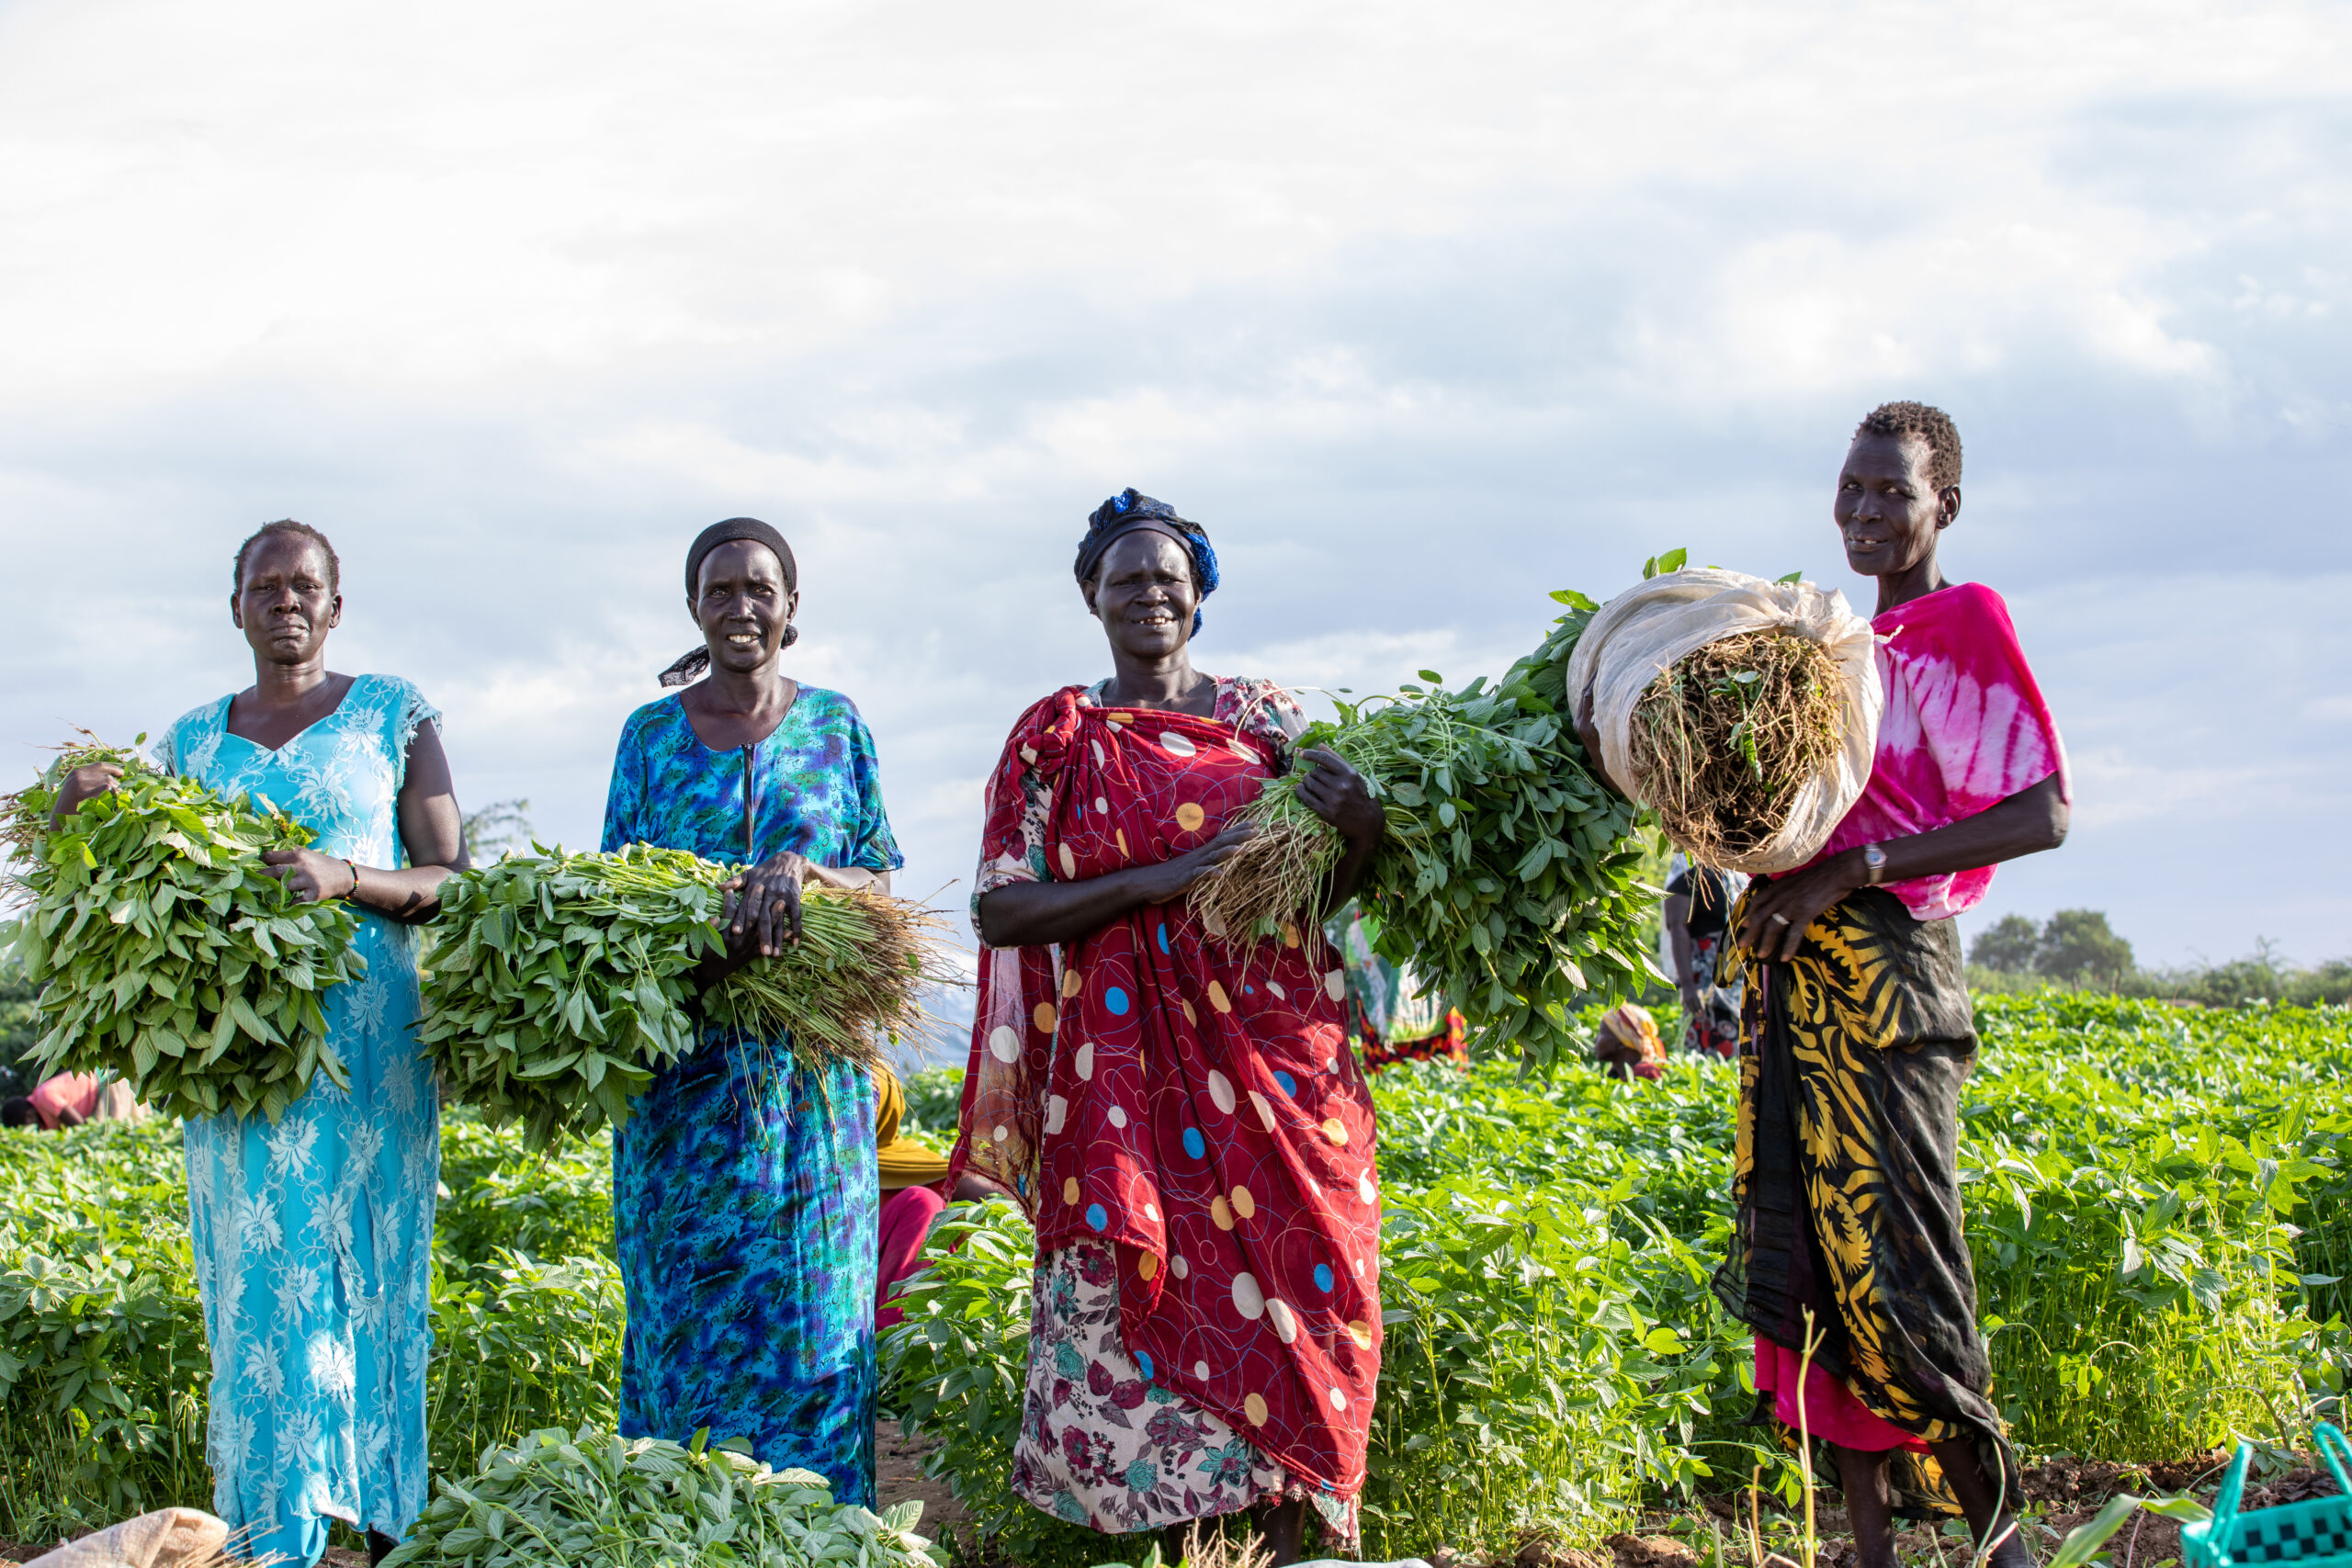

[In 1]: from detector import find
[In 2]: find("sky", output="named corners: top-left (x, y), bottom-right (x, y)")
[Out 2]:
top-left (0, 0), bottom-right (2346, 973)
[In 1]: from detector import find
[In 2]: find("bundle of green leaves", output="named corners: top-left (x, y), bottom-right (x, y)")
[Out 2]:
top-left (380, 1426), bottom-right (937, 1568)
top-left (418, 845), bottom-right (952, 1148)
top-left (1189, 587), bottom-right (1659, 1066)
top-left (0, 740), bottom-right (366, 1122)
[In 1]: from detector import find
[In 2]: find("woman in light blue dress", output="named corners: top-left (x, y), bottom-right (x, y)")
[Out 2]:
top-left (54, 520), bottom-right (470, 1567)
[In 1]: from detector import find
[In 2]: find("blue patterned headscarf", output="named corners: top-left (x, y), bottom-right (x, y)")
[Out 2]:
top-left (1072, 488), bottom-right (1221, 637)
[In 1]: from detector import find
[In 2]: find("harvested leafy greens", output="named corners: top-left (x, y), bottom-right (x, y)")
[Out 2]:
top-left (417, 845), bottom-right (956, 1148)
top-left (0, 738), bottom-right (368, 1123)
top-left (1189, 587), bottom-right (1661, 1066)
top-left (379, 1425), bottom-right (938, 1568)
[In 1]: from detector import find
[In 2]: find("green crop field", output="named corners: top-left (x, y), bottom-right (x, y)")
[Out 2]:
top-left (0, 994), bottom-right (2345, 1564)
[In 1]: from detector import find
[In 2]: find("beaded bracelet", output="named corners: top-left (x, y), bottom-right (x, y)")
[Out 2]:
top-left (343, 859), bottom-right (361, 899)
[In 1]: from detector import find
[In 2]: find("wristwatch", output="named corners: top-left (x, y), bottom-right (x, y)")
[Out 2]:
top-left (1860, 842), bottom-right (1889, 885)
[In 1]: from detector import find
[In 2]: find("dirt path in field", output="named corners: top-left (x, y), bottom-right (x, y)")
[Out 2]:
top-left (1517, 1453), bottom-right (2342, 1568)
top-left (878, 1416), bottom-right (974, 1540)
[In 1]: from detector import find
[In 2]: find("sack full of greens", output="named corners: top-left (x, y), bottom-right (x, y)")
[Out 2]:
top-left (1563, 560), bottom-right (1882, 873)
top-left (1189, 585), bottom-right (1663, 1066)
top-left (379, 1425), bottom-right (938, 1568)
top-left (0, 736), bottom-right (366, 1123)
top-left (417, 844), bottom-right (958, 1148)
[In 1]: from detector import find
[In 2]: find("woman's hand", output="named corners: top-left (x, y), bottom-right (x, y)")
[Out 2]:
top-left (50, 763), bottom-right (124, 827)
top-left (1133, 824), bottom-right (1258, 904)
top-left (1734, 852), bottom-right (1863, 964)
top-left (1295, 748), bottom-right (1384, 849)
top-left (259, 847), bottom-right (359, 904)
top-left (975, 824), bottom-right (1256, 950)
top-left (721, 850), bottom-right (817, 957)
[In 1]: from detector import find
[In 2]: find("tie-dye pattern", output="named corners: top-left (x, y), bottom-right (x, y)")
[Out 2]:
top-left (599, 685), bottom-right (903, 1504)
top-left (1811, 582), bottom-right (2069, 919)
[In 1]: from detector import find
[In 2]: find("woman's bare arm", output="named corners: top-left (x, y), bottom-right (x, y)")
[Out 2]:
top-left (1736, 773), bottom-right (2068, 962)
top-left (978, 828), bottom-right (1255, 949)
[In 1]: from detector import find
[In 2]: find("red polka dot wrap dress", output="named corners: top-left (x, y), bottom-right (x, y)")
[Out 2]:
top-left (948, 680), bottom-right (1381, 1537)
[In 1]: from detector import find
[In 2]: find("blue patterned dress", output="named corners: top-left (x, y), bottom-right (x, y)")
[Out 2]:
top-left (155, 675), bottom-right (443, 1568)
top-left (600, 685), bottom-right (903, 1503)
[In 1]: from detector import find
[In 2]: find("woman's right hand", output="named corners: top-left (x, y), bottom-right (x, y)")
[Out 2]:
top-left (976, 822), bottom-right (1259, 949)
top-left (50, 764), bottom-right (123, 827)
top-left (1133, 823), bottom-right (1257, 904)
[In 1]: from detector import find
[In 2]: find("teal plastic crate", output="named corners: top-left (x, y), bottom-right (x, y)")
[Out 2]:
top-left (2183, 1425), bottom-right (2352, 1568)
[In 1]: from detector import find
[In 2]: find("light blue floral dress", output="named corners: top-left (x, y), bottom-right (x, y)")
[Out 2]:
top-left (155, 674), bottom-right (442, 1567)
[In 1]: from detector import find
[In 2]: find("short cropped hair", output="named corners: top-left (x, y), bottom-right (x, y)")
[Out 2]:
top-left (1855, 401), bottom-right (1962, 491)
top-left (233, 519), bottom-right (342, 594)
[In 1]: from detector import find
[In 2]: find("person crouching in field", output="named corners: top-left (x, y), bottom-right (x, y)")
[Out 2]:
top-left (1717, 404), bottom-right (2068, 1568)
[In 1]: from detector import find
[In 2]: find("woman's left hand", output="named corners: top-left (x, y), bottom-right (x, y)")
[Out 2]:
top-left (258, 847), bottom-right (357, 904)
top-left (1734, 851), bottom-right (1862, 964)
top-left (722, 850), bottom-right (815, 957)
top-left (1295, 747), bottom-right (1385, 848)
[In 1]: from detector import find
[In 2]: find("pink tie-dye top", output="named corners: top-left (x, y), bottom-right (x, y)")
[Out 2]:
top-left (1814, 581), bottom-right (2069, 922)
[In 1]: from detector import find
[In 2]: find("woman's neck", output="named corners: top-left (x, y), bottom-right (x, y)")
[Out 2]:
top-left (1102, 649), bottom-right (1212, 714)
top-left (247, 654), bottom-right (335, 711)
top-left (1875, 552), bottom-right (1949, 615)
top-left (682, 662), bottom-right (799, 750)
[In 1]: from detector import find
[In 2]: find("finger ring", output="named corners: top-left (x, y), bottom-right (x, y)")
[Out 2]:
top-left (1767, 913), bottom-right (1791, 927)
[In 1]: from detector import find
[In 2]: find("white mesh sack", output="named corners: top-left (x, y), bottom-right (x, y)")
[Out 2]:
top-left (1562, 568), bottom-right (1883, 874)
top-left (23, 1509), bottom-right (229, 1568)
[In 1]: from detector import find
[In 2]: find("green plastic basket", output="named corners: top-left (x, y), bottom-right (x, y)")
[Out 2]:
top-left (2183, 1425), bottom-right (2352, 1568)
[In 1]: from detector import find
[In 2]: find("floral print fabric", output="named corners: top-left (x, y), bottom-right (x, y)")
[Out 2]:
top-left (1810, 583), bottom-right (2068, 920)
top-left (949, 682), bottom-right (1381, 1526)
top-left (1014, 1242), bottom-right (1354, 1540)
top-left (157, 675), bottom-right (443, 1558)
top-left (601, 685), bottom-right (902, 1506)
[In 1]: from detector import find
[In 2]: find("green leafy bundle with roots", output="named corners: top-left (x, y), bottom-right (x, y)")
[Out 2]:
top-left (1190, 587), bottom-right (1662, 1066)
top-left (380, 1425), bottom-right (937, 1568)
top-left (418, 845), bottom-right (958, 1148)
top-left (1627, 628), bottom-right (1847, 866)
top-left (0, 738), bottom-right (366, 1122)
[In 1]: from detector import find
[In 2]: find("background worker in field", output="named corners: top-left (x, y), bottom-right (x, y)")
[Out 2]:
top-left (1714, 403), bottom-right (2070, 1568)
top-left (1662, 853), bottom-right (1745, 1057)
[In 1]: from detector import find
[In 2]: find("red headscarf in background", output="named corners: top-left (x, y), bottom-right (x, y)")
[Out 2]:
top-left (949, 687), bottom-right (1381, 1503)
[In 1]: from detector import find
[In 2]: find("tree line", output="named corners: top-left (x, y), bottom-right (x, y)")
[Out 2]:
top-left (1967, 908), bottom-right (2352, 1008)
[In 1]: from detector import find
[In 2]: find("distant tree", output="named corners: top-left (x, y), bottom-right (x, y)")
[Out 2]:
top-left (1969, 914), bottom-right (2042, 975)
top-left (462, 798), bottom-right (534, 862)
top-left (2036, 908), bottom-right (2135, 987)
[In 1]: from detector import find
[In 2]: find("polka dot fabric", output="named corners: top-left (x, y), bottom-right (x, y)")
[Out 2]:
top-left (950, 686), bottom-right (1382, 1506)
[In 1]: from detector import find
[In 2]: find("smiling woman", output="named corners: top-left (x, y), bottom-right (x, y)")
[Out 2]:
top-left (598, 515), bottom-right (903, 1505)
top-left (49, 518), bottom-right (470, 1568)
top-left (947, 490), bottom-right (1387, 1566)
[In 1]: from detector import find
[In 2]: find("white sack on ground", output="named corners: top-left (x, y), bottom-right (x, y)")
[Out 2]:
top-left (1563, 568), bottom-right (1883, 874)
top-left (22, 1509), bottom-right (229, 1568)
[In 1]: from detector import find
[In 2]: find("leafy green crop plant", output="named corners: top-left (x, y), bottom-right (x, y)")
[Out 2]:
top-left (1, 739), bottom-right (366, 1122)
top-left (381, 1425), bottom-right (938, 1568)
top-left (1190, 588), bottom-right (1661, 1066)
top-left (418, 845), bottom-right (959, 1147)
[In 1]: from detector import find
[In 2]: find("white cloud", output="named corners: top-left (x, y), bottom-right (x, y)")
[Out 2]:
top-left (1, 0), bottom-right (2347, 970)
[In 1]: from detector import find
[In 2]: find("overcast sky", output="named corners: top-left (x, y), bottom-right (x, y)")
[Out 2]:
top-left (2, 0), bottom-right (2345, 969)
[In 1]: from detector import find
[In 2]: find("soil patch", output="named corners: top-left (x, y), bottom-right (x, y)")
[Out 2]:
top-left (879, 1416), bottom-right (972, 1541)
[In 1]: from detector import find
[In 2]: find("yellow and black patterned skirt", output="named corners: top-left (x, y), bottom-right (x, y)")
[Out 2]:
top-left (1713, 886), bottom-right (2018, 1514)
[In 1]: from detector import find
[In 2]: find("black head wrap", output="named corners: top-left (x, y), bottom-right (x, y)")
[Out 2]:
top-left (660, 517), bottom-right (800, 687)
top-left (1072, 488), bottom-right (1221, 637)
